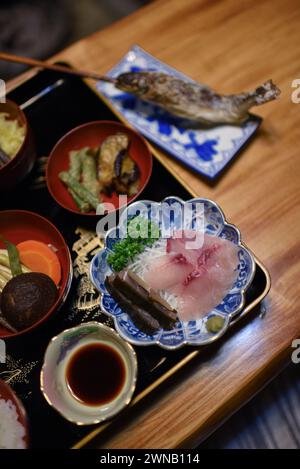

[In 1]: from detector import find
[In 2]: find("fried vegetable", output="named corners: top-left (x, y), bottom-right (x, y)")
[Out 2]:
top-left (69, 150), bottom-right (83, 181)
top-left (68, 148), bottom-right (93, 211)
top-left (113, 152), bottom-right (140, 195)
top-left (128, 178), bottom-right (140, 196)
top-left (114, 149), bottom-right (127, 178)
top-left (120, 153), bottom-right (140, 185)
top-left (59, 171), bottom-right (100, 210)
top-left (81, 148), bottom-right (100, 197)
top-left (98, 133), bottom-right (129, 187)
top-left (68, 188), bottom-right (90, 213)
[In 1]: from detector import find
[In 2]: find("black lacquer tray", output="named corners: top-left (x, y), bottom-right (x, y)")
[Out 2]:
top-left (0, 69), bottom-right (270, 449)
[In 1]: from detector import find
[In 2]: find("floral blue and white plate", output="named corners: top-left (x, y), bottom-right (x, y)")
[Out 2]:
top-left (90, 196), bottom-right (256, 350)
top-left (97, 45), bottom-right (261, 180)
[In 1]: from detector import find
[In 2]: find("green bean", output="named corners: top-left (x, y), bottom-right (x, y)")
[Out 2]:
top-left (69, 150), bottom-right (83, 181)
top-left (81, 148), bottom-right (100, 197)
top-left (59, 171), bottom-right (100, 210)
top-left (0, 236), bottom-right (22, 277)
top-left (68, 188), bottom-right (90, 213)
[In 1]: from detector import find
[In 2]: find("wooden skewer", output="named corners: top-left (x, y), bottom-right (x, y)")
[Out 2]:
top-left (0, 51), bottom-right (116, 84)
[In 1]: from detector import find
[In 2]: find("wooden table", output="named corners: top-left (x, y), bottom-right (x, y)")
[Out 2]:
top-left (8, 0), bottom-right (300, 448)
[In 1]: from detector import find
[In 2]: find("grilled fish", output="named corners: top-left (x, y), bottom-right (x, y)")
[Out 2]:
top-left (114, 72), bottom-right (281, 125)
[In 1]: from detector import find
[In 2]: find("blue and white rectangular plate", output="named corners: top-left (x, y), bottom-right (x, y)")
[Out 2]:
top-left (97, 45), bottom-right (261, 179)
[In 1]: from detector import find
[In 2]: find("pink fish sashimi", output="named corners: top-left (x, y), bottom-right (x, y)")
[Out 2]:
top-left (167, 230), bottom-right (205, 264)
top-left (145, 231), bottom-right (239, 321)
top-left (143, 253), bottom-right (193, 291)
top-left (172, 235), bottom-right (239, 321)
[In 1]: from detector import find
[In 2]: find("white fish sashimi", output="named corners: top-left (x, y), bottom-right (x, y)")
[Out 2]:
top-left (144, 231), bottom-right (239, 321)
top-left (143, 253), bottom-right (193, 291)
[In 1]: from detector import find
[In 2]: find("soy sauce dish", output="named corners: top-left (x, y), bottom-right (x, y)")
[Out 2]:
top-left (40, 322), bottom-right (137, 425)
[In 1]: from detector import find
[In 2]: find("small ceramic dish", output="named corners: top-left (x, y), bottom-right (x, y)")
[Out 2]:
top-left (90, 196), bottom-right (256, 350)
top-left (0, 379), bottom-right (29, 448)
top-left (0, 99), bottom-right (36, 190)
top-left (40, 322), bottom-right (137, 425)
top-left (0, 210), bottom-right (73, 339)
top-left (46, 120), bottom-right (153, 216)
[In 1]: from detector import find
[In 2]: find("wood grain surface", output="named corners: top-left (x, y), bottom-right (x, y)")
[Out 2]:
top-left (7, 0), bottom-right (300, 448)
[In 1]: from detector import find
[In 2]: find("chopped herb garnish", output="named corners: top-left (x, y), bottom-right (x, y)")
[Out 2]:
top-left (107, 216), bottom-right (160, 271)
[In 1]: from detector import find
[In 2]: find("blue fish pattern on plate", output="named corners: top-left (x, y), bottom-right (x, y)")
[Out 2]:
top-left (90, 197), bottom-right (256, 350)
top-left (97, 45), bottom-right (261, 179)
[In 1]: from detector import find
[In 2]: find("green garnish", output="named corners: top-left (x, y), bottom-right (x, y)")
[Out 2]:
top-left (0, 235), bottom-right (22, 277)
top-left (127, 216), bottom-right (160, 240)
top-left (205, 315), bottom-right (225, 333)
top-left (107, 216), bottom-right (160, 271)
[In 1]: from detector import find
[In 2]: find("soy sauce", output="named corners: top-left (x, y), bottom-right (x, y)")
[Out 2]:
top-left (66, 343), bottom-right (126, 406)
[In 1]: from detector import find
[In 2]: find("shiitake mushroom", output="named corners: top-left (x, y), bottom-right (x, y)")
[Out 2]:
top-left (0, 272), bottom-right (58, 330)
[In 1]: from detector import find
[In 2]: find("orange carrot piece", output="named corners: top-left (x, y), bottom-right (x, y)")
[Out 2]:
top-left (17, 240), bottom-right (61, 286)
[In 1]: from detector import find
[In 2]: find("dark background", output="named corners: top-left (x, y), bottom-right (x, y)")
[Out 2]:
top-left (0, 0), bottom-right (148, 79)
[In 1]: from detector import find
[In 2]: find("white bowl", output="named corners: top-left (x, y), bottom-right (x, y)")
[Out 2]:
top-left (40, 322), bottom-right (137, 425)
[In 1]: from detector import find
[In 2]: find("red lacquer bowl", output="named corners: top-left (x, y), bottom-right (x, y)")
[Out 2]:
top-left (0, 100), bottom-right (36, 190)
top-left (0, 210), bottom-right (72, 339)
top-left (0, 379), bottom-right (29, 448)
top-left (46, 121), bottom-right (153, 216)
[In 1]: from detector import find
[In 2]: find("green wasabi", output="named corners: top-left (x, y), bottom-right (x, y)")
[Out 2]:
top-left (205, 315), bottom-right (225, 333)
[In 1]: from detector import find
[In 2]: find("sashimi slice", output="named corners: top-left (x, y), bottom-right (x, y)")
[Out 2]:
top-left (175, 274), bottom-right (216, 321)
top-left (174, 236), bottom-right (239, 321)
top-left (143, 230), bottom-right (239, 322)
top-left (143, 253), bottom-right (193, 291)
top-left (167, 230), bottom-right (205, 264)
